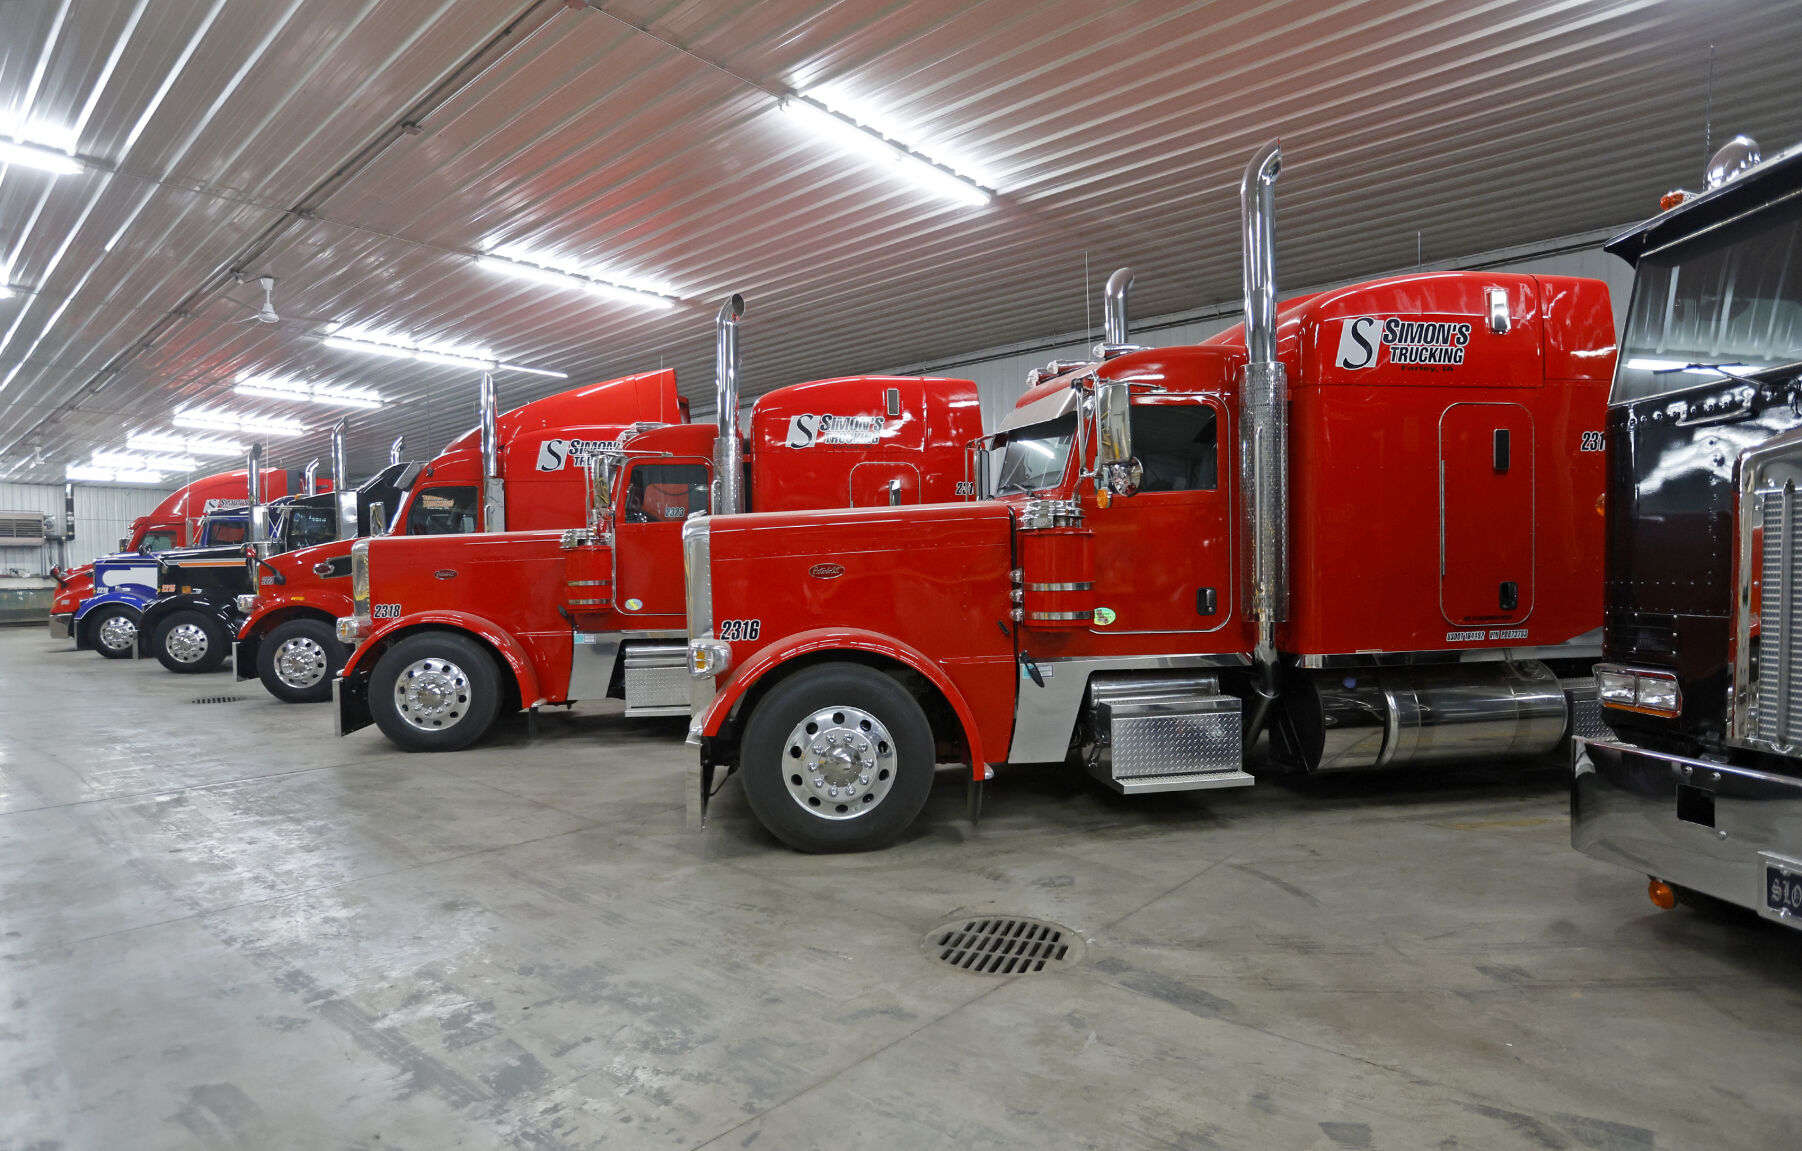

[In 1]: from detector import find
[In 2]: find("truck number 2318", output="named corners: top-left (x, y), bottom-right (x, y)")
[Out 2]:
top-left (1579, 431), bottom-right (1605, 452)
top-left (719, 619), bottom-right (761, 641)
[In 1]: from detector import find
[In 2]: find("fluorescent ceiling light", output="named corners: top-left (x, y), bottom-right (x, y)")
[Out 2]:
top-left (0, 138), bottom-right (83, 176)
top-left (0, 286), bottom-right (11, 299)
top-left (323, 330), bottom-right (567, 378)
top-left (779, 95), bottom-right (992, 207)
top-left (67, 464), bottom-right (164, 484)
top-left (235, 373), bottom-right (385, 409)
top-left (173, 410), bottom-right (307, 437)
top-left (127, 432), bottom-right (244, 457)
top-left (476, 251), bottom-right (677, 309)
top-left (93, 450), bottom-right (198, 472)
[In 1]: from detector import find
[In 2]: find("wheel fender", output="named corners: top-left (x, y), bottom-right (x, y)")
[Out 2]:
top-left (73, 589), bottom-right (147, 623)
top-left (241, 598), bottom-right (343, 640)
top-left (341, 611), bottom-right (543, 707)
top-left (700, 627), bottom-right (992, 764)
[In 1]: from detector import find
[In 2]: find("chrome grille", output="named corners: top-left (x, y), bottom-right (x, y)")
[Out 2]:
top-left (1755, 483), bottom-right (1802, 750)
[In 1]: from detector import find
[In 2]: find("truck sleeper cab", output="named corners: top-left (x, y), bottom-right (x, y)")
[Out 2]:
top-left (334, 302), bottom-right (985, 753)
top-left (1571, 134), bottom-right (1802, 930)
top-left (683, 142), bottom-right (1617, 853)
top-left (68, 511), bottom-right (253, 659)
top-left (233, 368), bottom-right (689, 703)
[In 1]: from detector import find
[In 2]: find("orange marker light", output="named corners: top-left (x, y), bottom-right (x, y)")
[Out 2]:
top-left (1596, 493), bottom-right (1606, 517)
top-left (1648, 879), bottom-right (1677, 910)
top-left (1660, 190), bottom-right (1689, 212)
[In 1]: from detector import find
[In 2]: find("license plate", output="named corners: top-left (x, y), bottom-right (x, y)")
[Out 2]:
top-left (1765, 866), bottom-right (1802, 917)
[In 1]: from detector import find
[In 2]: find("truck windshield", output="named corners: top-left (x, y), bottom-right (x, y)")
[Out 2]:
top-left (1614, 201), bottom-right (1802, 404)
top-left (996, 414), bottom-right (1076, 495)
top-left (283, 504), bottom-right (338, 550)
top-left (139, 531), bottom-right (176, 553)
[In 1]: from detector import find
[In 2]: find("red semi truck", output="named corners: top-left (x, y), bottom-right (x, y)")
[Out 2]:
top-left (50, 466), bottom-right (327, 648)
top-left (681, 141), bottom-right (1619, 853)
top-left (332, 296), bottom-right (985, 752)
top-left (233, 370), bottom-right (686, 701)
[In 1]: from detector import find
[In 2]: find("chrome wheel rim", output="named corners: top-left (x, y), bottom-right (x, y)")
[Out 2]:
top-left (781, 704), bottom-right (897, 820)
top-left (96, 614), bottom-right (136, 652)
top-left (393, 657), bottom-right (471, 731)
top-left (165, 622), bottom-right (210, 664)
top-left (273, 636), bottom-right (330, 689)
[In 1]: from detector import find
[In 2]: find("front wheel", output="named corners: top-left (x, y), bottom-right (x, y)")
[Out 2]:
top-left (739, 663), bottom-right (936, 853)
top-left (367, 632), bottom-right (502, 752)
top-left (258, 618), bottom-right (347, 703)
top-left (87, 605), bottom-right (139, 659)
top-left (151, 610), bottom-right (229, 674)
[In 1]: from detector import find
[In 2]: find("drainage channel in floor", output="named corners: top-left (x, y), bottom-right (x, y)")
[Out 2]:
top-left (189, 696), bottom-right (246, 705)
top-left (924, 915), bottom-right (1083, 974)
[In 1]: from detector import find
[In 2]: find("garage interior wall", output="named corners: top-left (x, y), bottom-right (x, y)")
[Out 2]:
top-left (0, 482), bottom-right (175, 574)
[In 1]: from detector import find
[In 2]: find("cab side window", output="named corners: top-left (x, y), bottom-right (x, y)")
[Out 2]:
top-left (140, 531), bottom-right (176, 553)
top-left (286, 505), bottom-right (338, 550)
top-left (207, 520), bottom-right (248, 545)
top-left (1131, 404), bottom-right (1218, 493)
top-left (623, 464), bottom-right (710, 523)
top-left (404, 486), bottom-right (479, 535)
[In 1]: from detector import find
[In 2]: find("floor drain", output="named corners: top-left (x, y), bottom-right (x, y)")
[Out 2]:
top-left (190, 695), bottom-right (246, 705)
top-left (925, 916), bottom-right (1081, 975)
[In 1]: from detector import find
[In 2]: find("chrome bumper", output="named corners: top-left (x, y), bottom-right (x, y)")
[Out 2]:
top-left (49, 611), bottom-right (72, 640)
top-left (1573, 737), bottom-right (1802, 930)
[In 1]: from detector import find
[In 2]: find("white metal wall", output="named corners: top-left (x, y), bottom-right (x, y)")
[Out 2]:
top-left (0, 481), bottom-right (178, 574)
top-left (902, 237), bottom-right (1636, 432)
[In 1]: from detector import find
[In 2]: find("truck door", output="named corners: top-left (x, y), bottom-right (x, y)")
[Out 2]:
top-left (1440, 402), bottom-right (1534, 628)
top-left (614, 458), bottom-right (712, 617)
top-left (1084, 397), bottom-right (1234, 635)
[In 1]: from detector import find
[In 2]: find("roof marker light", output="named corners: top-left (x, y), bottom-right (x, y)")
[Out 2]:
top-left (778, 94), bottom-right (992, 208)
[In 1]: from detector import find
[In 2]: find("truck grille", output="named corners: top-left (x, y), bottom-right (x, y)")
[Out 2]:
top-left (1756, 484), bottom-right (1802, 750)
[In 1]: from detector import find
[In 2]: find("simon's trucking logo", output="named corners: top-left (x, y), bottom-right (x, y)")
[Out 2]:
top-left (536, 438), bottom-right (622, 470)
top-left (1336, 316), bottom-right (1473, 370)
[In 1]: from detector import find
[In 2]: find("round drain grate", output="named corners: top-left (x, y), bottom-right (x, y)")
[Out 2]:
top-left (925, 916), bottom-right (1081, 975)
top-left (189, 695), bottom-right (246, 705)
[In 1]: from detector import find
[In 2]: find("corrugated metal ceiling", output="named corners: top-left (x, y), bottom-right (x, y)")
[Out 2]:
top-left (0, 0), bottom-right (1798, 482)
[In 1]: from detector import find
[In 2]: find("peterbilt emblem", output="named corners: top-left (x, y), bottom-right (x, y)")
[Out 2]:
top-left (434, 569), bottom-right (457, 580)
top-left (809, 562), bottom-right (845, 579)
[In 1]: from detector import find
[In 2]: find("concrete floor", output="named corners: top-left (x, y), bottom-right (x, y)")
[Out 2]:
top-left (2, 628), bottom-right (1800, 1150)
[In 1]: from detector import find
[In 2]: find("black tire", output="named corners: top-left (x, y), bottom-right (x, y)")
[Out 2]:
top-left (151, 610), bottom-right (229, 674)
top-left (367, 631), bottom-right (502, 752)
top-left (86, 605), bottom-right (139, 660)
top-left (739, 662), bottom-right (936, 853)
top-left (258, 617), bottom-right (347, 704)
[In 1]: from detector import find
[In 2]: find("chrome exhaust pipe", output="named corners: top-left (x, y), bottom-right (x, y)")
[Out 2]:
top-left (1099, 267), bottom-right (1137, 358)
top-left (244, 444), bottom-right (266, 545)
top-left (712, 294), bottom-right (746, 516)
top-left (388, 435), bottom-right (404, 466)
top-left (479, 371), bottom-right (504, 531)
top-left (330, 417), bottom-right (349, 488)
top-left (1238, 139), bottom-right (1287, 740)
top-left (303, 458), bottom-right (320, 497)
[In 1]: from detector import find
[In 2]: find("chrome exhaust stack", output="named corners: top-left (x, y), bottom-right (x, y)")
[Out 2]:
top-left (330, 417), bottom-right (349, 489)
top-left (303, 458), bottom-right (320, 497)
top-left (479, 371), bottom-right (505, 532)
top-left (1238, 139), bottom-right (1288, 740)
top-left (389, 435), bottom-right (404, 466)
top-left (331, 416), bottom-right (360, 540)
top-left (244, 443), bottom-right (268, 547)
top-left (1097, 267), bottom-right (1142, 359)
top-left (712, 294), bottom-right (747, 517)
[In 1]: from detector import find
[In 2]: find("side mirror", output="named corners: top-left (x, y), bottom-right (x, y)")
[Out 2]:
top-left (1094, 379), bottom-right (1142, 497)
top-left (367, 502), bottom-right (388, 537)
top-left (120, 537), bottom-right (131, 551)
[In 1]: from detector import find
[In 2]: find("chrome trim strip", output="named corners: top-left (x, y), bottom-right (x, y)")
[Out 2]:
top-left (683, 516), bottom-right (715, 737)
top-left (1025, 581), bottom-right (1093, 592)
top-left (1027, 609), bottom-right (1091, 621)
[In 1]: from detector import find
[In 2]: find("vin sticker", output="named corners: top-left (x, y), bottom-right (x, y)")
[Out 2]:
top-left (1489, 628), bottom-right (1529, 640)
top-left (372, 604), bottom-right (402, 619)
top-left (718, 619), bottom-right (761, 642)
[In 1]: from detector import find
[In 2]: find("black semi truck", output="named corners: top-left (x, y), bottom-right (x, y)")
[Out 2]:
top-left (1574, 133), bottom-right (1802, 929)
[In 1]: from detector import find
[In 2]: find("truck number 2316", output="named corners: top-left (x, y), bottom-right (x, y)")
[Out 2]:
top-left (1579, 431), bottom-right (1605, 452)
top-left (719, 619), bottom-right (761, 641)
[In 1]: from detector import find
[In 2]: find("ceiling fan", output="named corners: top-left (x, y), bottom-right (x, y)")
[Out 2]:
top-left (223, 275), bottom-right (280, 324)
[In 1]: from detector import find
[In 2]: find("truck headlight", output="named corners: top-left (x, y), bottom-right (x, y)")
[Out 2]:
top-left (688, 639), bottom-right (731, 678)
top-left (1595, 663), bottom-right (1681, 717)
top-left (336, 616), bottom-right (372, 645)
top-left (235, 594), bottom-right (258, 614)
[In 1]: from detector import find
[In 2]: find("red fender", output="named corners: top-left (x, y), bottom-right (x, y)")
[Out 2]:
top-left (341, 610), bottom-right (545, 708)
top-left (240, 592), bottom-right (351, 638)
top-left (699, 627), bottom-right (1002, 768)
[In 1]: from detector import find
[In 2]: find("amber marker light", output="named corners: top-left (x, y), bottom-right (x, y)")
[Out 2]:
top-left (1660, 190), bottom-right (1689, 211)
top-left (1648, 879), bottom-right (1677, 910)
top-left (1596, 493), bottom-right (1606, 516)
